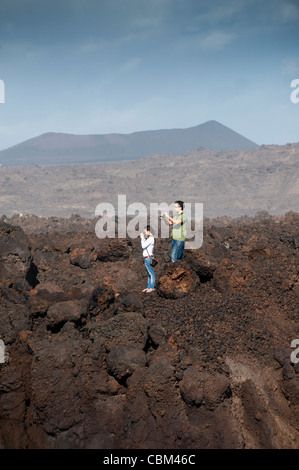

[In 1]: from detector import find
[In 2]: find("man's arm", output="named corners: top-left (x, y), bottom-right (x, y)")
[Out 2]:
top-left (162, 213), bottom-right (182, 226)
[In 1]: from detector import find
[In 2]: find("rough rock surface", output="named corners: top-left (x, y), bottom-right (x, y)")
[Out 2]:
top-left (156, 261), bottom-right (198, 299)
top-left (0, 211), bottom-right (298, 449)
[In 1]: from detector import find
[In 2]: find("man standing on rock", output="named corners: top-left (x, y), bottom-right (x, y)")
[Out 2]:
top-left (162, 200), bottom-right (188, 262)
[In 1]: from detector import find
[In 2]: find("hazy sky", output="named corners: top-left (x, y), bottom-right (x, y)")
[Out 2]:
top-left (0, 0), bottom-right (298, 150)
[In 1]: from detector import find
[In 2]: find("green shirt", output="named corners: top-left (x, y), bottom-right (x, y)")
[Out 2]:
top-left (171, 212), bottom-right (188, 241)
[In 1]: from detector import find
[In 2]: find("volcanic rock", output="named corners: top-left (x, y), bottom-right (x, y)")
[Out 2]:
top-left (147, 323), bottom-right (166, 348)
top-left (179, 367), bottom-right (230, 410)
top-left (203, 372), bottom-right (231, 410)
top-left (156, 261), bottom-right (198, 298)
top-left (239, 379), bottom-right (274, 449)
top-left (46, 299), bottom-right (89, 329)
top-left (184, 250), bottom-right (218, 282)
top-left (0, 213), bottom-right (299, 449)
top-left (89, 312), bottom-right (148, 351)
top-left (96, 239), bottom-right (132, 262)
top-left (88, 285), bottom-right (115, 314)
top-left (113, 291), bottom-right (143, 313)
top-left (0, 300), bottom-right (31, 344)
top-left (69, 246), bottom-right (96, 269)
top-left (106, 344), bottom-right (147, 382)
top-left (0, 221), bottom-right (33, 290)
top-left (179, 366), bottom-right (204, 407)
top-left (274, 347), bottom-right (299, 405)
top-left (213, 258), bottom-right (251, 292)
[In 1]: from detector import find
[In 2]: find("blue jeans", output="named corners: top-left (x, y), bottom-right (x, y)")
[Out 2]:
top-left (144, 257), bottom-right (156, 289)
top-left (171, 240), bottom-right (185, 262)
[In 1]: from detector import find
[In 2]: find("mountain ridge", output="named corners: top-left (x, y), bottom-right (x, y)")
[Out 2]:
top-left (0, 120), bottom-right (258, 166)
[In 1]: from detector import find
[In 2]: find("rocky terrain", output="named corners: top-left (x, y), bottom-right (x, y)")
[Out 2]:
top-left (0, 142), bottom-right (298, 220)
top-left (0, 210), bottom-right (298, 449)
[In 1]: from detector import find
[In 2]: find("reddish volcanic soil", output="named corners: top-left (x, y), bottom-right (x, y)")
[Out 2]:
top-left (0, 211), bottom-right (298, 449)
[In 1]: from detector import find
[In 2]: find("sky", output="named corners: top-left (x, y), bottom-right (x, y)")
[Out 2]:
top-left (0, 0), bottom-right (298, 151)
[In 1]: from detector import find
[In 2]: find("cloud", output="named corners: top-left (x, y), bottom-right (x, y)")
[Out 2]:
top-left (281, 57), bottom-right (299, 77)
top-left (199, 31), bottom-right (237, 50)
top-left (177, 29), bottom-right (237, 53)
top-left (131, 15), bottom-right (164, 29)
top-left (192, 1), bottom-right (243, 25)
top-left (280, 1), bottom-right (299, 23)
top-left (78, 42), bottom-right (104, 54)
top-left (120, 58), bottom-right (141, 73)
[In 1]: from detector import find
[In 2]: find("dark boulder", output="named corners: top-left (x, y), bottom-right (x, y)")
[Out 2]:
top-left (156, 261), bottom-right (198, 298)
top-left (70, 246), bottom-right (96, 269)
top-left (46, 299), bottom-right (89, 329)
top-left (0, 222), bottom-right (33, 290)
top-left (113, 291), bottom-right (143, 314)
top-left (96, 239), bottom-right (132, 262)
top-left (89, 312), bottom-right (149, 351)
top-left (88, 285), bottom-right (115, 313)
top-left (0, 300), bottom-right (31, 345)
top-left (106, 344), bottom-right (147, 382)
top-left (179, 366), bottom-right (204, 407)
top-left (184, 250), bottom-right (218, 282)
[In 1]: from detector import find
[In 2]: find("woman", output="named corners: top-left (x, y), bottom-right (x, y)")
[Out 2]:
top-left (140, 225), bottom-right (155, 293)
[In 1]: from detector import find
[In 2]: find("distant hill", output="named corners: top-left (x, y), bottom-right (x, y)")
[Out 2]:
top-left (0, 120), bottom-right (258, 166)
top-left (0, 143), bottom-right (298, 219)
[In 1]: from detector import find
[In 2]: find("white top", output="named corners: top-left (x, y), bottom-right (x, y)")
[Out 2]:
top-left (141, 235), bottom-right (155, 258)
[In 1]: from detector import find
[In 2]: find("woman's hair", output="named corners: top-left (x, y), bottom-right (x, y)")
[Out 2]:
top-left (146, 225), bottom-right (155, 236)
